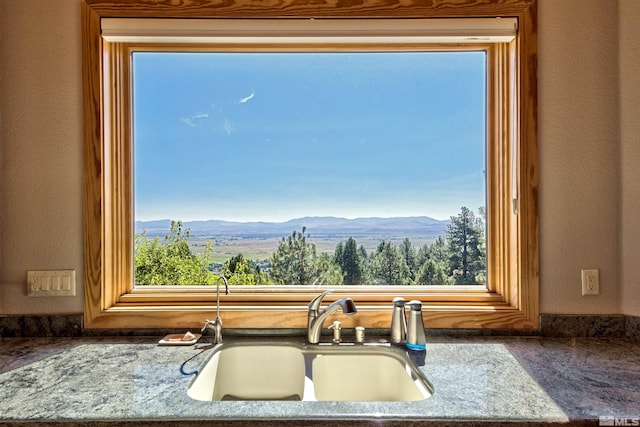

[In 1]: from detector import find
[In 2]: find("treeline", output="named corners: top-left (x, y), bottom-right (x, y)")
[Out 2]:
top-left (134, 206), bottom-right (486, 287)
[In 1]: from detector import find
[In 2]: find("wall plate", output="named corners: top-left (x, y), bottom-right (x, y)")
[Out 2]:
top-left (27, 270), bottom-right (76, 297)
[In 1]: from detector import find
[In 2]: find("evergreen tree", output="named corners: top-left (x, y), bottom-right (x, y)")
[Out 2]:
top-left (429, 235), bottom-right (450, 266)
top-left (446, 207), bottom-right (485, 284)
top-left (270, 227), bottom-right (344, 286)
top-left (334, 241), bottom-right (344, 272)
top-left (413, 237), bottom-right (453, 285)
top-left (316, 253), bottom-right (344, 286)
top-left (416, 258), bottom-right (451, 285)
top-left (358, 245), bottom-right (368, 260)
top-left (370, 241), bottom-right (411, 285)
top-left (400, 238), bottom-right (417, 281)
top-left (358, 244), bottom-right (371, 284)
top-left (337, 237), bottom-right (363, 285)
top-left (416, 258), bottom-right (435, 284)
top-left (416, 243), bottom-right (431, 269)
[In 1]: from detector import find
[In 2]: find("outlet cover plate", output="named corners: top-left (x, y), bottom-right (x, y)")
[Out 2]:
top-left (27, 270), bottom-right (76, 297)
top-left (581, 269), bottom-right (600, 296)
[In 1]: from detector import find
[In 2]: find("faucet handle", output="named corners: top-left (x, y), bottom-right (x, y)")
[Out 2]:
top-left (201, 319), bottom-right (214, 333)
top-left (308, 289), bottom-right (333, 312)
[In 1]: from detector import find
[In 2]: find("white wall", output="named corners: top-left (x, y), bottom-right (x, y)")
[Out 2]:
top-left (0, 0), bottom-right (637, 317)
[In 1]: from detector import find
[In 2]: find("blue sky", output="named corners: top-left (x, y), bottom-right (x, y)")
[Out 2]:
top-left (133, 51), bottom-right (486, 222)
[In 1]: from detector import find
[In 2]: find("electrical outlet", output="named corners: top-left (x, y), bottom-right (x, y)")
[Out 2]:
top-left (27, 270), bottom-right (76, 297)
top-left (581, 269), bottom-right (600, 296)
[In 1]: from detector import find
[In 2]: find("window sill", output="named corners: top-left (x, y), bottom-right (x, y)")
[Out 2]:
top-left (85, 303), bottom-right (538, 330)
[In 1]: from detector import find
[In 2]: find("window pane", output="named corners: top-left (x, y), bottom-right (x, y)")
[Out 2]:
top-left (132, 51), bottom-right (486, 287)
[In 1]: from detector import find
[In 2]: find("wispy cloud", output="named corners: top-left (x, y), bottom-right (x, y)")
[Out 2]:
top-left (238, 92), bottom-right (255, 104)
top-left (180, 117), bottom-right (196, 127)
top-left (223, 119), bottom-right (234, 136)
top-left (180, 112), bottom-right (209, 127)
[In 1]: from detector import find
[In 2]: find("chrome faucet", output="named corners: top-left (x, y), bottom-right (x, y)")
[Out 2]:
top-left (201, 275), bottom-right (229, 344)
top-left (307, 290), bottom-right (357, 344)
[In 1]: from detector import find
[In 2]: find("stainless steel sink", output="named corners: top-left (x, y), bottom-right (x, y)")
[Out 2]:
top-left (187, 341), bottom-right (433, 402)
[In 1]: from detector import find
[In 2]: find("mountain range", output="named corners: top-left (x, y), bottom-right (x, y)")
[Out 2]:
top-left (135, 216), bottom-right (450, 239)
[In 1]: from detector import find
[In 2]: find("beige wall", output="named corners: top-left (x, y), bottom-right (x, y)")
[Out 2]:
top-left (620, 0), bottom-right (640, 317)
top-left (0, 0), bottom-right (84, 314)
top-left (0, 0), bottom-right (637, 317)
top-left (538, 0), bottom-right (621, 314)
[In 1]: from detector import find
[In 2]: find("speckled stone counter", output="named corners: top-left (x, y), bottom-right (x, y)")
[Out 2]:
top-left (0, 336), bottom-right (638, 426)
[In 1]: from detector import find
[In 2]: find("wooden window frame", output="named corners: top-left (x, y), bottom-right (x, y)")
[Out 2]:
top-left (82, 0), bottom-right (538, 330)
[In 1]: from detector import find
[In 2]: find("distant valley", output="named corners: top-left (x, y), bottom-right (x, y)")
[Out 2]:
top-left (136, 216), bottom-right (449, 239)
top-left (135, 216), bottom-right (450, 262)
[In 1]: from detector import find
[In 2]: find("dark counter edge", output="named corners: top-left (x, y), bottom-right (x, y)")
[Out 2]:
top-left (0, 419), bottom-right (602, 427)
top-left (1, 313), bottom-right (639, 342)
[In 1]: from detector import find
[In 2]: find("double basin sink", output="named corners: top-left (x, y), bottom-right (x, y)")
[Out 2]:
top-left (187, 341), bottom-right (433, 402)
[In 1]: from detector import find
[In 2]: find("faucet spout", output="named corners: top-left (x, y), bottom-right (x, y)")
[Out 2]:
top-left (202, 276), bottom-right (229, 344)
top-left (307, 290), bottom-right (357, 344)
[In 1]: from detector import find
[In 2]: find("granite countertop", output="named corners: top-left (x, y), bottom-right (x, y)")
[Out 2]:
top-left (0, 335), bottom-right (639, 427)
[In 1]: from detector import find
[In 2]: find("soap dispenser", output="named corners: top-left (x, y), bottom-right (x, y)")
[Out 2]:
top-left (406, 300), bottom-right (426, 350)
top-left (390, 297), bottom-right (407, 345)
top-left (328, 320), bottom-right (342, 344)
